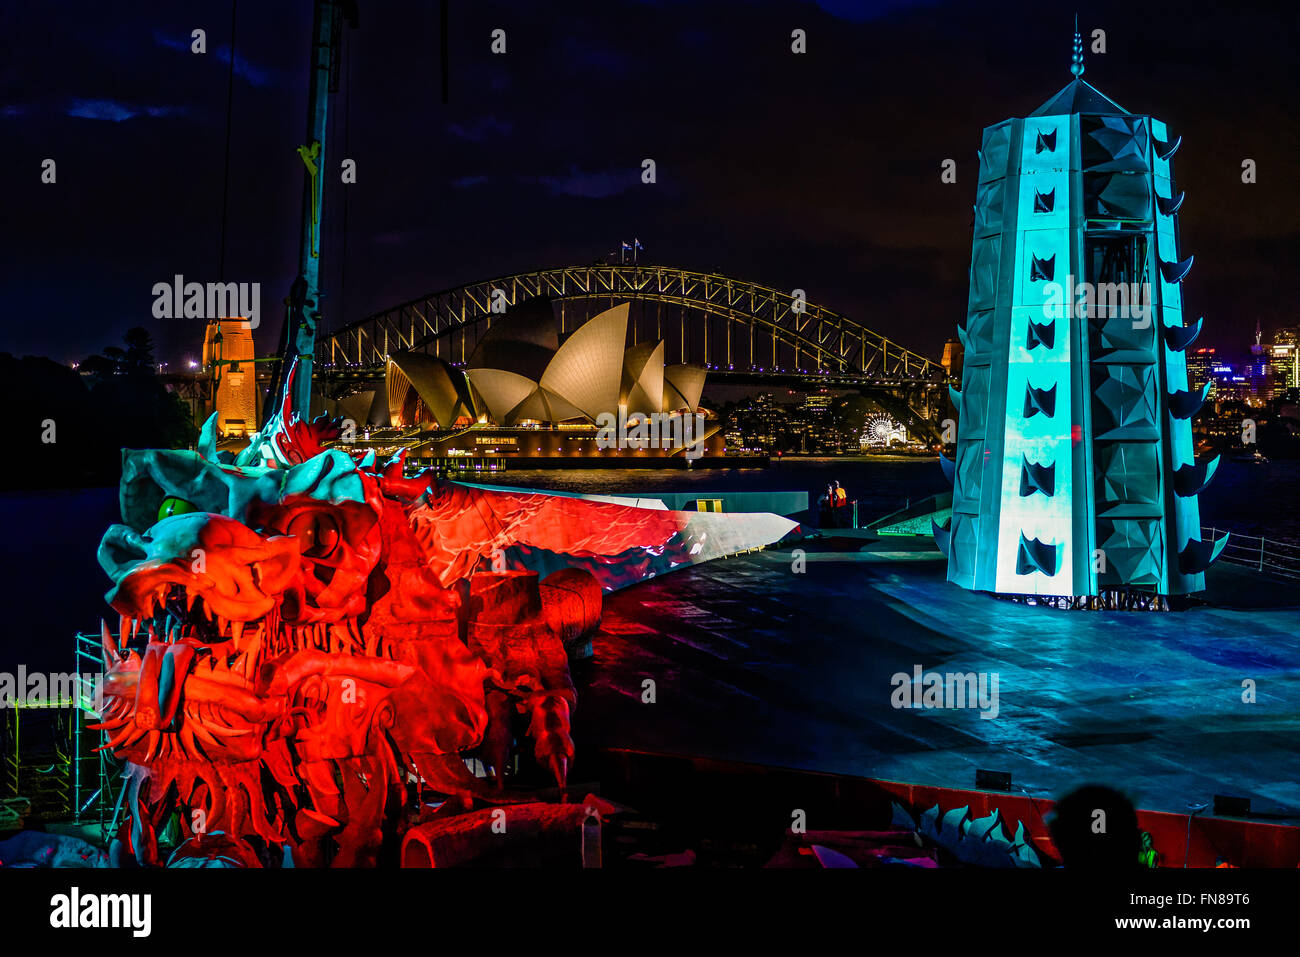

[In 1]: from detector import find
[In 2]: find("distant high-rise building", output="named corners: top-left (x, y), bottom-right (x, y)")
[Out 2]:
top-left (1242, 356), bottom-right (1274, 404)
top-left (1186, 347), bottom-right (1216, 392)
top-left (1269, 327), bottom-right (1300, 394)
top-left (1207, 359), bottom-right (1241, 401)
top-left (801, 392), bottom-right (833, 414)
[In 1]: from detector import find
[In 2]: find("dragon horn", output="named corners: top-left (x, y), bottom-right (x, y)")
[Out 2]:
top-left (100, 620), bottom-right (120, 667)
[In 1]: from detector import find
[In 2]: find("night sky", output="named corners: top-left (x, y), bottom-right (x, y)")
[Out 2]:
top-left (3, 0), bottom-right (1296, 368)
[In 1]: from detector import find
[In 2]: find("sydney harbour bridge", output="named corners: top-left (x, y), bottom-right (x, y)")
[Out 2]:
top-left (315, 263), bottom-right (949, 435)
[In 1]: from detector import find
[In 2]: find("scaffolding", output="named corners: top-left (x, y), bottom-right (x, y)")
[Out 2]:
top-left (73, 630), bottom-right (122, 839)
top-left (1, 696), bottom-right (75, 823)
top-left (0, 632), bottom-right (121, 841)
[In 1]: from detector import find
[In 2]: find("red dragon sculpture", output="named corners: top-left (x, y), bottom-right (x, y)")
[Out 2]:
top-left (91, 369), bottom-right (795, 866)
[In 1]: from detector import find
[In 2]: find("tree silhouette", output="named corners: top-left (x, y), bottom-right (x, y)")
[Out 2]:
top-left (81, 327), bottom-right (157, 377)
top-left (6, 327), bottom-right (197, 489)
top-left (122, 326), bottom-right (155, 373)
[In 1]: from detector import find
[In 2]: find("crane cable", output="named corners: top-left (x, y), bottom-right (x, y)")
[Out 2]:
top-left (218, 0), bottom-right (238, 283)
top-left (335, 20), bottom-right (353, 342)
top-left (320, 15), bottom-right (352, 355)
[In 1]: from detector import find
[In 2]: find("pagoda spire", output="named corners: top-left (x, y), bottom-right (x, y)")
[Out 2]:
top-left (1070, 14), bottom-right (1085, 76)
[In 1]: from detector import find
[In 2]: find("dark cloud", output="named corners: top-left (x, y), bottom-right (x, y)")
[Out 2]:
top-left (151, 30), bottom-right (278, 87)
top-left (66, 98), bottom-right (189, 121)
top-left (447, 116), bottom-right (512, 142)
top-left (811, 0), bottom-right (943, 21)
top-left (531, 166), bottom-right (641, 199)
top-left (2, 0), bottom-right (1297, 368)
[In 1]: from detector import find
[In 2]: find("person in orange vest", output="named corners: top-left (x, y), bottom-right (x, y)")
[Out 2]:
top-left (833, 482), bottom-right (848, 527)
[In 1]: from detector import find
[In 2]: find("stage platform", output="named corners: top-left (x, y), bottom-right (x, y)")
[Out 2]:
top-left (573, 536), bottom-right (1300, 825)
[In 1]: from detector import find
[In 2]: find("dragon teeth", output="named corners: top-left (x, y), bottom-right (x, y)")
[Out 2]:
top-left (100, 620), bottom-right (119, 664)
top-left (242, 626), bottom-right (263, 681)
top-left (329, 622), bottom-right (351, 654)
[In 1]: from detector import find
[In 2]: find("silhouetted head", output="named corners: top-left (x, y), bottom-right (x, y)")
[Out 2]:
top-left (1048, 785), bottom-right (1143, 869)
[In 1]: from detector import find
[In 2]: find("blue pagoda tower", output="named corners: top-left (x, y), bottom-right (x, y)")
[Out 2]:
top-left (941, 26), bottom-right (1226, 600)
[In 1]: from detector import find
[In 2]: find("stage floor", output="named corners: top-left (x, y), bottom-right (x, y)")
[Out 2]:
top-left (573, 537), bottom-right (1300, 822)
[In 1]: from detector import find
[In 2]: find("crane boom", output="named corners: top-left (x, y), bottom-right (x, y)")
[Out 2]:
top-left (266, 0), bottom-right (358, 421)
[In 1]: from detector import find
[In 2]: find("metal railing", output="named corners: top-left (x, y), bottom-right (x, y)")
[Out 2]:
top-left (1204, 527), bottom-right (1300, 579)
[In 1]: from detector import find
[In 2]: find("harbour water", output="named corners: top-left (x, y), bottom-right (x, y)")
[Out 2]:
top-left (479, 456), bottom-right (949, 520)
top-left (488, 456), bottom-right (1300, 544)
top-left (2, 455), bottom-right (1296, 673)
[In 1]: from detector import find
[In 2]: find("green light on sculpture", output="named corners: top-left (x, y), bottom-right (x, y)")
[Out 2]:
top-left (158, 497), bottom-right (199, 521)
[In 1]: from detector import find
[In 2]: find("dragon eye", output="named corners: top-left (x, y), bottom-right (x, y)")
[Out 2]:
top-left (287, 511), bottom-right (340, 559)
top-left (158, 497), bottom-right (199, 520)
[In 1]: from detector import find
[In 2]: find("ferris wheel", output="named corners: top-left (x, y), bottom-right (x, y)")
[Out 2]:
top-left (860, 412), bottom-right (907, 448)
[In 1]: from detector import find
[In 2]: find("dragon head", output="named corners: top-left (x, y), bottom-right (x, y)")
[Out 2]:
top-left (92, 377), bottom-right (584, 866)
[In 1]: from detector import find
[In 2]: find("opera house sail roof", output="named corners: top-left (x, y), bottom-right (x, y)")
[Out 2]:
top-left (381, 296), bottom-right (707, 430)
top-left (537, 302), bottom-right (628, 422)
top-left (386, 352), bottom-right (476, 428)
top-left (466, 294), bottom-right (559, 381)
top-left (622, 340), bottom-right (665, 417)
top-left (662, 363), bottom-right (706, 413)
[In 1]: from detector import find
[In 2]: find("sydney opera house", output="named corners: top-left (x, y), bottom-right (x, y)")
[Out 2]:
top-left (325, 298), bottom-right (722, 464)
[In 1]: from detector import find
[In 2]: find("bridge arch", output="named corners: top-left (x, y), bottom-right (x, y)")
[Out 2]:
top-left (318, 264), bottom-right (941, 383)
